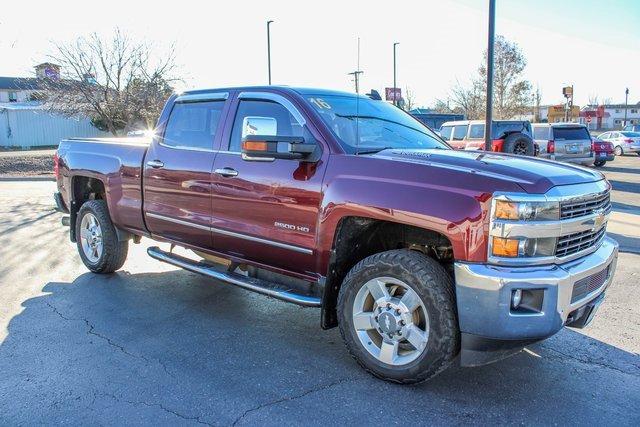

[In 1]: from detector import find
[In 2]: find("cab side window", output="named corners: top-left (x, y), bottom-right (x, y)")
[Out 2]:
top-left (228, 100), bottom-right (303, 152)
top-left (468, 124), bottom-right (485, 139)
top-left (163, 101), bottom-right (225, 150)
top-left (439, 126), bottom-right (453, 140)
top-left (452, 125), bottom-right (468, 141)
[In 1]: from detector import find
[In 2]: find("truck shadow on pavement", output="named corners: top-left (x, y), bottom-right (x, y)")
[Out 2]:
top-left (1, 269), bottom-right (638, 425)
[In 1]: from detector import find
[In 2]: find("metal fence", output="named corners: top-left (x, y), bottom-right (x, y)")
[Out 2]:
top-left (0, 104), bottom-right (108, 148)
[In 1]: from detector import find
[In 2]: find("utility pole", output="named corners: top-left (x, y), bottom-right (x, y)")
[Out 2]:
top-left (484, 0), bottom-right (496, 151)
top-left (267, 20), bottom-right (274, 85)
top-left (393, 42), bottom-right (399, 106)
top-left (348, 70), bottom-right (363, 93)
top-left (624, 87), bottom-right (629, 127)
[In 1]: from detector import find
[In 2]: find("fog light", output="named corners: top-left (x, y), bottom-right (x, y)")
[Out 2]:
top-left (511, 289), bottom-right (523, 309)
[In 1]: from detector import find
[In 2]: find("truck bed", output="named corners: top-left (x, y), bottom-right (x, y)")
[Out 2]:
top-left (57, 136), bottom-right (151, 235)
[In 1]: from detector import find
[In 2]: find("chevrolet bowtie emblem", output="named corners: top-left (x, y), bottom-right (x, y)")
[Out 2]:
top-left (593, 209), bottom-right (606, 229)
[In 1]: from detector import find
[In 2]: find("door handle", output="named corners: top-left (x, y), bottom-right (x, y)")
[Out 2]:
top-left (147, 160), bottom-right (164, 168)
top-left (214, 167), bottom-right (239, 178)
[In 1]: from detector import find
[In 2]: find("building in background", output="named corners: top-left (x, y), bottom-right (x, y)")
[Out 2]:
top-left (579, 103), bottom-right (640, 130)
top-left (409, 108), bottom-right (464, 130)
top-left (0, 63), bottom-right (107, 148)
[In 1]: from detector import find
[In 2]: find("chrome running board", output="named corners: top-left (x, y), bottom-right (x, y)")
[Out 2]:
top-left (147, 246), bottom-right (321, 307)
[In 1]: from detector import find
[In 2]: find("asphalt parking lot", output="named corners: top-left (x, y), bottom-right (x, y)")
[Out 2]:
top-left (0, 156), bottom-right (639, 425)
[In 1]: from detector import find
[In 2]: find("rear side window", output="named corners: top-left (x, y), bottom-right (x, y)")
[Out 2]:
top-left (228, 100), bottom-right (303, 152)
top-left (468, 124), bottom-right (484, 139)
top-left (533, 127), bottom-right (549, 140)
top-left (621, 132), bottom-right (640, 137)
top-left (163, 101), bottom-right (225, 150)
top-left (552, 127), bottom-right (590, 140)
top-left (452, 125), bottom-right (468, 141)
top-left (439, 126), bottom-right (453, 140)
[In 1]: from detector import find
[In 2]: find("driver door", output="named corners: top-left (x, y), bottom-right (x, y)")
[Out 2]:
top-left (210, 92), bottom-right (327, 275)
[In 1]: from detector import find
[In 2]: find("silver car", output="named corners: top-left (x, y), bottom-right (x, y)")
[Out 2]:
top-left (532, 123), bottom-right (594, 165)
top-left (598, 131), bottom-right (640, 156)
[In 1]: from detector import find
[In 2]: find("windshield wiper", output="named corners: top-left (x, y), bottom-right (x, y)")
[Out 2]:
top-left (355, 147), bottom-right (393, 155)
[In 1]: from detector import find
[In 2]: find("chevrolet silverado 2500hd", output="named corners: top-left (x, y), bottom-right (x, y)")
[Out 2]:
top-left (54, 87), bottom-right (618, 384)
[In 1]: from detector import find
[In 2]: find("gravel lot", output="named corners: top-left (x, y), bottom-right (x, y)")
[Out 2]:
top-left (0, 155), bottom-right (638, 425)
top-left (0, 149), bottom-right (55, 177)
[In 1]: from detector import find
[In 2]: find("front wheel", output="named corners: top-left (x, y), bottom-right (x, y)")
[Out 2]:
top-left (337, 250), bottom-right (459, 384)
top-left (76, 200), bottom-right (128, 273)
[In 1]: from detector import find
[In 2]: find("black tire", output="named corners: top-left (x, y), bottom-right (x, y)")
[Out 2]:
top-left (502, 132), bottom-right (535, 156)
top-left (594, 160), bottom-right (606, 167)
top-left (337, 249), bottom-right (459, 384)
top-left (614, 145), bottom-right (623, 156)
top-left (75, 200), bottom-right (128, 273)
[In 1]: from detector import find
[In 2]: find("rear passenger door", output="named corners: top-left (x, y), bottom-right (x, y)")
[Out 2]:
top-left (143, 93), bottom-right (230, 249)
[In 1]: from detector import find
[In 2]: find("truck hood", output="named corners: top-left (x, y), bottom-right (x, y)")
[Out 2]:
top-left (371, 148), bottom-right (604, 194)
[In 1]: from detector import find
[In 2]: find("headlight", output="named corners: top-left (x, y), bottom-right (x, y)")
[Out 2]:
top-left (494, 200), bottom-right (559, 221)
top-left (491, 236), bottom-right (557, 258)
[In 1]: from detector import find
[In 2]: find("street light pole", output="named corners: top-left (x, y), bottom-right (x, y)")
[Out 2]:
top-left (267, 20), bottom-right (274, 85)
top-left (393, 42), bottom-right (399, 106)
top-left (484, 0), bottom-right (496, 151)
top-left (624, 87), bottom-right (629, 127)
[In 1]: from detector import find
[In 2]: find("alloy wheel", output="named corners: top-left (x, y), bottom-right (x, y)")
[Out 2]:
top-left (80, 212), bottom-right (103, 263)
top-left (352, 277), bottom-right (429, 366)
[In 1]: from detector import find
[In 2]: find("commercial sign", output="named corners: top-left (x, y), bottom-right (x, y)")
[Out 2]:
top-left (562, 86), bottom-right (573, 98)
top-left (385, 87), bottom-right (402, 102)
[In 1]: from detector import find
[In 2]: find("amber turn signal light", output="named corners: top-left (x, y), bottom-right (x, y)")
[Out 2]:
top-left (492, 237), bottom-right (519, 257)
top-left (242, 141), bottom-right (268, 151)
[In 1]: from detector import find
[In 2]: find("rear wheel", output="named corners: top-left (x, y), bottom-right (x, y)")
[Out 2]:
top-left (76, 200), bottom-right (128, 273)
top-left (337, 249), bottom-right (459, 384)
top-left (614, 145), bottom-right (623, 156)
top-left (502, 133), bottom-right (535, 156)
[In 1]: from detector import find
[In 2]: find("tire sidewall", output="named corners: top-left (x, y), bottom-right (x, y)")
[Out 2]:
top-left (75, 200), bottom-right (119, 273)
top-left (503, 133), bottom-right (534, 156)
top-left (338, 252), bottom-right (458, 383)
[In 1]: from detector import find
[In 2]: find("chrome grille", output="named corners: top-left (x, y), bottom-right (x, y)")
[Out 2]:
top-left (571, 265), bottom-right (610, 303)
top-left (560, 192), bottom-right (610, 219)
top-left (556, 227), bottom-right (606, 258)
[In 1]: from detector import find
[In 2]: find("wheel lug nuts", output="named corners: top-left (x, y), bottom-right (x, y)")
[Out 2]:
top-left (374, 316), bottom-right (378, 321)
top-left (396, 309), bottom-right (401, 315)
top-left (386, 303), bottom-right (391, 309)
top-left (400, 320), bottom-right (405, 326)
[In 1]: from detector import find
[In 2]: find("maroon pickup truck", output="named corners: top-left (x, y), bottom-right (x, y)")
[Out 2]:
top-left (54, 86), bottom-right (618, 384)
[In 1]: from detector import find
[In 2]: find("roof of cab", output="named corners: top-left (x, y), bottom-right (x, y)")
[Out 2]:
top-left (179, 86), bottom-right (363, 99)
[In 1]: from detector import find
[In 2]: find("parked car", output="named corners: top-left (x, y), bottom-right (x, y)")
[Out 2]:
top-left (591, 136), bottom-right (615, 167)
top-left (532, 123), bottom-right (594, 165)
top-left (598, 131), bottom-right (640, 156)
top-left (622, 124), bottom-right (640, 133)
top-left (439, 120), bottom-right (536, 156)
top-left (54, 86), bottom-right (618, 384)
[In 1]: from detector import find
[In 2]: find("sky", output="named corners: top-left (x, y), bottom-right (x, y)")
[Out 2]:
top-left (1, 0), bottom-right (638, 108)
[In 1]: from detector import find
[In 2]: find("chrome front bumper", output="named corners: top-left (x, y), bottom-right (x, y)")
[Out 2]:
top-left (454, 236), bottom-right (618, 342)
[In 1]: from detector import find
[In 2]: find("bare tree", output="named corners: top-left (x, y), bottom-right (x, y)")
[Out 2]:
top-left (401, 87), bottom-right (417, 111)
top-left (448, 35), bottom-right (532, 120)
top-left (449, 79), bottom-right (485, 119)
top-left (588, 94), bottom-right (600, 107)
top-left (37, 29), bottom-right (178, 135)
top-left (534, 85), bottom-right (542, 122)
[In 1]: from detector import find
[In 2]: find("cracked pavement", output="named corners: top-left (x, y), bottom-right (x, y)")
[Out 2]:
top-left (0, 158), bottom-right (639, 425)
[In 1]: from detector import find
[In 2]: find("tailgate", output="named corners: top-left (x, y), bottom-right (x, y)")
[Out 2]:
top-left (553, 127), bottom-right (592, 158)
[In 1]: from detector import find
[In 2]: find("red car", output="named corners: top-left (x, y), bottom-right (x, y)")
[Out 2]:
top-left (592, 137), bottom-right (615, 167)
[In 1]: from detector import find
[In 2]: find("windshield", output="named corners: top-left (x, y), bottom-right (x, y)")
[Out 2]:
top-left (305, 95), bottom-right (448, 153)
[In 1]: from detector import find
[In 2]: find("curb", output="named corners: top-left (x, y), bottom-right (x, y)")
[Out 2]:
top-left (0, 175), bottom-right (56, 182)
